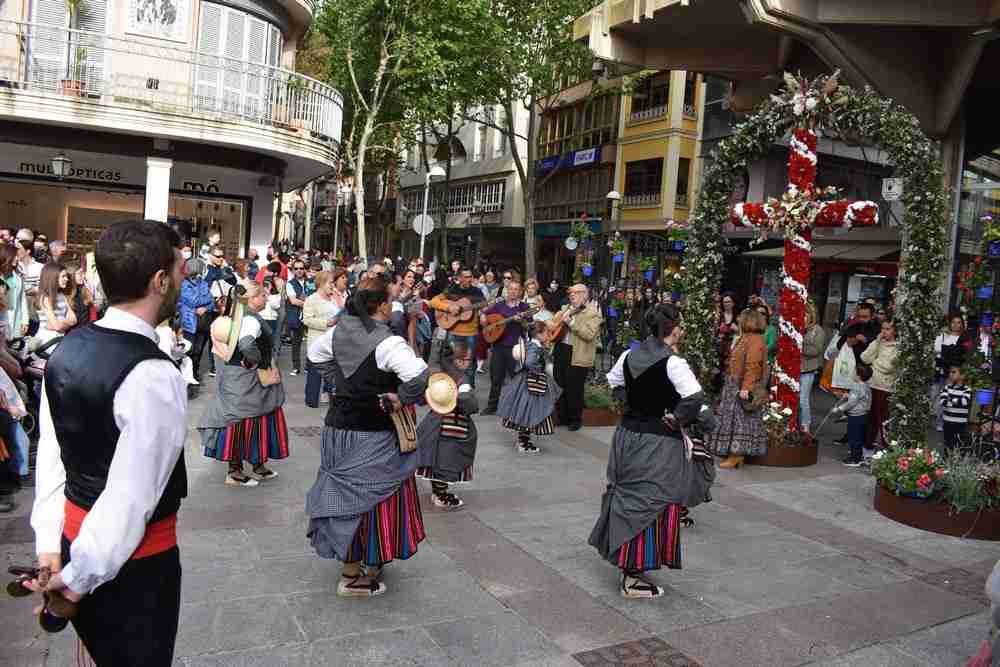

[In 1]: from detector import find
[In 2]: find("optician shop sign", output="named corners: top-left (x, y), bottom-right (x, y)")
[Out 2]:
top-left (18, 161), bottom-right (123, 183)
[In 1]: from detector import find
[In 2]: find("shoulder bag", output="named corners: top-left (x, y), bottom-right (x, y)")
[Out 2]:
top-left (736, 338), bottom-right (767, 413)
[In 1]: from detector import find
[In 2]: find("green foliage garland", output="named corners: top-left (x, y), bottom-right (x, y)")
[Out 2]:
top-left (686, 76), bottom-right (949, 447)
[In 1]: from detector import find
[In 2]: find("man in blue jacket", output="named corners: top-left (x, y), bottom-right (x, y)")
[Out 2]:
top-left (178, 258), bottom-right (215, 382)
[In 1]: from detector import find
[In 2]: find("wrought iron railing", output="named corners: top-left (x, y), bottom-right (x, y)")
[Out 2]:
top-left (628, 104), bottom-right (667, 124)
top-left (0, 19), bottom-right (343, 142)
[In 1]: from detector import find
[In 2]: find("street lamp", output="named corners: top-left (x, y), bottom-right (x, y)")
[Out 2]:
top-left (473, 198), bottom-right (484, 268)
top-left (419, 165), bottom-right (446, 259)
top-left (607, 190), bottom-right (622, 281)
top-left (333, 184), bottom-right (351, 256)
top-left (51, 153), bottom-right (72, 180)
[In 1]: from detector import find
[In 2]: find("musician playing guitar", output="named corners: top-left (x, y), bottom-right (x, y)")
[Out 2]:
top-left (548, 284), bottom-right (601, 431)
top-left (479, 280), bottom-right (531, 415)
top-left (430, 268), bottom-right (485, 388)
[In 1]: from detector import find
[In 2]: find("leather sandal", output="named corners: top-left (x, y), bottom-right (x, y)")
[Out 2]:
top-left (621, 572), bottom-right (665, 599)
top-left (337, 573), bottom-right (387, 598)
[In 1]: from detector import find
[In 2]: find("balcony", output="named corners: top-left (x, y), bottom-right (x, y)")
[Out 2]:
top-left (0, 19), bottom-right (342, 179)
top-left (623, 192), bottom-right (661, 208)
top-left (628, 104), bottom-right (667, 125)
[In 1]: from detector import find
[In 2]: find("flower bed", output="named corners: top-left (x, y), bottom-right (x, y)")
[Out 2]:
top-left (871, 445), bottom-right (1000, 540)
top-left (582, 381), bottom-right (622, 427)
top-left (748, 402), bottom-right (818, 467)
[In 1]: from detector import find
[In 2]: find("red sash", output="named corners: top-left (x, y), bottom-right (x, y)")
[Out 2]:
top-left (63, 500), bottom-right (177, 560)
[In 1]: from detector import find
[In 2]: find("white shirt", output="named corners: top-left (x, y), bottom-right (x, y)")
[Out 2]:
top-left (261, 293), bottom-right (281, 321)
top-left (31, 308), bottom-right (188, 595)
top-left (606, 349), bottom-right (702, 398)
top-left (20, 258), bottom-right (42, 292)
top-left (308, 325), bottom-right (427, 381)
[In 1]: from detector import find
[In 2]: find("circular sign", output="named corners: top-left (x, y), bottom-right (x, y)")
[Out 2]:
top-left (564, 237), bottom-right (579, 251)
top-left (412, 214), bottom-right (435, 235)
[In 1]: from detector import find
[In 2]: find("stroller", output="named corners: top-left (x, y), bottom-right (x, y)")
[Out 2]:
top-left (7, 336), bottom-right (62, 443)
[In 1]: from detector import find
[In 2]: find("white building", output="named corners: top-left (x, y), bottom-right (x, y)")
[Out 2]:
top-left (396, 106), bottom-right (527, 267)
top-left (0, 0), bottom-right (341, 257)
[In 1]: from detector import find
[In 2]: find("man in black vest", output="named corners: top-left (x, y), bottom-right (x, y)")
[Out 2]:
top-left (26, 219), bottom-right (188, 666)
top-left (286, 258), bottom-right (307, 375)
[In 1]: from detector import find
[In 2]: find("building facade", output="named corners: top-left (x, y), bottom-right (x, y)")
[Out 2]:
top-left (396, 105), bottom-right (527, 269)
top-left (0, 0), bottom-right (341, 257)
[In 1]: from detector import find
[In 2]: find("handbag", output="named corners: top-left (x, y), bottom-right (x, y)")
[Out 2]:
top-left (734, 339), bottom-right (767, 413)
top-left (390, 405), bottom-right (418, 453)
top-left (526, 371), bottom-right (548, 395)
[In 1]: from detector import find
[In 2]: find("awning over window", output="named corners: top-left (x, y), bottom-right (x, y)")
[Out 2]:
top-left (742, 243), bottom-right (898, 262)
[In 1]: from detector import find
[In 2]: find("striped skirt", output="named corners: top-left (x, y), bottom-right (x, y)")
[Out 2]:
top-left (614, 504), bottom-right (682, 572)
top-left (204, 408), bottom-right (290, 465)
top-left (502, 415), bottom-right (555, 436)
top-left (344, 476), bottom-right (426, 566)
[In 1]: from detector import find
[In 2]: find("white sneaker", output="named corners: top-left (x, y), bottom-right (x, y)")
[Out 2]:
top-left (622, 574), bottom-right (664, 599)
top-left (290, 369), bottom-right (300, 376)
top-left (225, 473), bottom-right (259, 487)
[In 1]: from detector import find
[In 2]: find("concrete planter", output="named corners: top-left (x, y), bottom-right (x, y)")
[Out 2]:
top-left (873, 485), bottom-right (1000, 541)
top-left (581, 408), bottom-right (620, 427)
top-left (747, 444), bottom-right (818, 467)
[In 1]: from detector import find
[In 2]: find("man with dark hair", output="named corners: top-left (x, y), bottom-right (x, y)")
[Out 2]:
top-left (27, 219), bottom-right (188, 666)
top-left (430, 267), bottom-right (486, 388)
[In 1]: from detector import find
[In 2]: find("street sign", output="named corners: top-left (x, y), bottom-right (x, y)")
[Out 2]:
top-left (881, 178), bottom-right (903, 201)
top-left (412, 214), bottom-right (435, 235)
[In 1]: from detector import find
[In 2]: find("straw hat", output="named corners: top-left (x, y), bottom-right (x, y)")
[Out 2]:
top-left (425, 372), bottom-right (458, 415)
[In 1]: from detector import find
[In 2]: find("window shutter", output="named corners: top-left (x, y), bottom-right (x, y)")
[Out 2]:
top-left (243, 16), bottom-right (266, 117)
top-left (28, 0), bottom-right (68, 89)
top-left (194, 2), bottom-right (223, 111)
top-left (221, 8), bottom-right (246, 115)
top-left (75, 0), bottom-right (108, 96)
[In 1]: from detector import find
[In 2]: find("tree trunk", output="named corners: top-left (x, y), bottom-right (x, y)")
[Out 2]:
top-left (523, 98), bottom-right (538, 279)
top-left (354, 121), bottom-right (371, 263)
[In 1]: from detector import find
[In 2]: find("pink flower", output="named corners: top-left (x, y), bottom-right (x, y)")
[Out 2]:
top-left (934, 468), bottom-right (946, 479)
top-left (898, 459), bottom-right (910, 471)
top-left (917, 473), bottom-right (932, 490)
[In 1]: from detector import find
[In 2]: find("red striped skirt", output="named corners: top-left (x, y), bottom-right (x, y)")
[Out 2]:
top-left (344, 476), bottom-right (426, 566)
top-left (204, 408), bottom-right (290, 465)
top-left (615, 504), bottom-right (682, 572)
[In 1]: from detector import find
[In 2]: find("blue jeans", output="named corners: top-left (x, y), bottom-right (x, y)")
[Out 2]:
top-left (304, 359), bottom-right (333, 408)
top-left (14, 422), bottom-right (28, 476)
top-left (799, 371), bottom-right (816, 431)
top-left (446, 333), bottom-right (478, 388)
top-left (848, 414), bottom-right (868, 461)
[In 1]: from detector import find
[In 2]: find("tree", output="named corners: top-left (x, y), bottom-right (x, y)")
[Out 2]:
top-left (310, 0), bottom-right (480, 263)
top-left (462, 0), bottom-right (594, 278)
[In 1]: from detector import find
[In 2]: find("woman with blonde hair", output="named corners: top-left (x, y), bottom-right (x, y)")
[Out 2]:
top-left (198, 279), bottom-right (289, 487)
top-left (707, 308), bottom-right (768, 468)
top-left (800, 301), bottom-right (826, 439)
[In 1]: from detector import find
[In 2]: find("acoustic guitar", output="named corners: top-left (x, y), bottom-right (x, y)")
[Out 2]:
top-left (482, 307), bottom-right (540, 344)
top-left (544, 304), bottom-right (584, 343)
top-left (436, 296), bottom-right (500, 331)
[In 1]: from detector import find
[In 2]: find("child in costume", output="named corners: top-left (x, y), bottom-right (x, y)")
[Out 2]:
top-left (497, 321), bottom-right (562, 453)
top-left (416, 339), bottom-right (478, 509)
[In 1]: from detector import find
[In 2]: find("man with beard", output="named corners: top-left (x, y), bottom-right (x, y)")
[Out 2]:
top-left (27, 220), bottom-right (188, 666)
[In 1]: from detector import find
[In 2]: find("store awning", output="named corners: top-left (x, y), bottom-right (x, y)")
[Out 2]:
top-left (742, 244), bottom-right (899, 262)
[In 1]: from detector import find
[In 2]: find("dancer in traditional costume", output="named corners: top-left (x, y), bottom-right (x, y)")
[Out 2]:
top-left (28, 220), bottom-right (188, 665)
top-left (199, 280), bottom-right (289, 487)
top-left (496, 321), bottom-right (562, 453)
top-left (306, 276), bottom-right (430, 597)
top-left (589, 303), bottom-right (716, 599)
top-left (416, 339), bottom-right (478, 510)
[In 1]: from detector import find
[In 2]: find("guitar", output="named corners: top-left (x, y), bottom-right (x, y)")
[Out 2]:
top-left (545, 304), bottom-right (584, 343)
top-left (436, 296), bottom-right (500, 331)
top-left (482, 307), bottom-right (540, 344)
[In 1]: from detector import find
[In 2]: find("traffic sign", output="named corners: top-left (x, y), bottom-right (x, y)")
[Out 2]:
top-left (881, 178), bottom-right (903, 201)
top-left (412, 214), bottom-right (435, 235)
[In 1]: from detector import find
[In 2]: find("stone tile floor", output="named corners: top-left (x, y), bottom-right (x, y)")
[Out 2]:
top-left (0, 354), bottom-right (997, 666)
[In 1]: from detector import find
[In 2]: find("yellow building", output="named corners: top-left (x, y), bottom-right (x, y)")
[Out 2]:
top-left (614, 71), bottom-right (705, 231)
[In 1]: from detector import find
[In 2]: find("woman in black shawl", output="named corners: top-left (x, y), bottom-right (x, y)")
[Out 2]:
top-left (589, 303), bottom-right (716, 599)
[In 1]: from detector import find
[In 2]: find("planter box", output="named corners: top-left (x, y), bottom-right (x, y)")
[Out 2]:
top-left (59, 79), bottom-right (85, 97)
top-left (747, 444), bottom-right (818, 468)
top-left (581, 408), bottom-right (620, 427)
top-left (873, 485), bottom-right (1000, 541)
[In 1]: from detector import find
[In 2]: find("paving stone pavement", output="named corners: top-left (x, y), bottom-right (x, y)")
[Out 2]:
top-left (1, 351), bottom-right (999, 666)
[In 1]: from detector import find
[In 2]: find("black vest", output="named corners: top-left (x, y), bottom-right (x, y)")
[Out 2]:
top-left (286, 279), bottom-right (305, 328)
top-left (622, 355), bottom-right (682, 436)
top-left (45, 325), bottom-right (187, 521)
top-left (228, 313), bottom-right (274, 370)
top-left (326, 351), bottom-right (399, 432)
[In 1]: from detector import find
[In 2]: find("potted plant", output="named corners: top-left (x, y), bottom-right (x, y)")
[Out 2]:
top-left (607, 295), bottom-right (625, 318)
top-left (958, 256), bottom-right (992, 313)
top-left (581, 262), bottom-right (593, 277)
top-left (661, 265), bottom-right (684, 301)
top-left (286, 75), bottom-right (308, 130)
top-left (615, 320), bottom-right (639, 352)
top-left (571, 219), bottom-right (594, 242)
top-left (748, 401), bottom-right (818, 467)
top-left (582, 380), bottom-right (622, 427)
top-left (60, 46), bottom-right (88, 97)
top-left (637, 256), bottom-right (656, 282)
top-left (872, 448), bottom-right (1000, 540)
top-left (667, 225), bottom-right (688, 252)
top-left (983, 214), bottom-right (1000, 258)
top-left (608, 232), bottom-right (625, 262)
top-left (962, 357), bottom-right (994, 407)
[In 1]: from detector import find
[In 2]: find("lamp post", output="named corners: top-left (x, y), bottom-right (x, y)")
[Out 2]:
top-left (606, 190), bottom-right (621, 282)
top-left (419, 165), bottom-right (446, 260)
top-left (51, 153), bottom-right (72, 180)
top-left (333, 184), bottom-right (350, 256)
top-left (472, 198), bottom-right (484, 269)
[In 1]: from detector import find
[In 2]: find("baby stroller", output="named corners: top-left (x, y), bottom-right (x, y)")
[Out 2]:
top-left (8, 336), bottom-right (62, 443)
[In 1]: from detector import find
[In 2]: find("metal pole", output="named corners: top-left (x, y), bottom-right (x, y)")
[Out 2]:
top-left (333, 195), bottom-right (341, 256)
top-left (419, 173), bottom-right (430, 260)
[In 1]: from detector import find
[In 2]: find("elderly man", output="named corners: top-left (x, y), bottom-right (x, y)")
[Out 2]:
top-left (548, 284), bottom-right (601, 431)
top-left (49, 240), bottom-right (67, 263)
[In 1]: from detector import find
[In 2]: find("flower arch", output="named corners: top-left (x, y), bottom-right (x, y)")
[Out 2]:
top-left (684, 73), bottom-right (950, 447)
